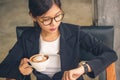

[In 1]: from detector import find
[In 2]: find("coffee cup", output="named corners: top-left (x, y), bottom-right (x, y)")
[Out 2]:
top-left (29, 54), bottom-right (49, 72)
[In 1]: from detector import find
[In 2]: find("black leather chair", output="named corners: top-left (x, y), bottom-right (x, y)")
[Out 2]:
top-left (15, 26), bottom-right (115, 80)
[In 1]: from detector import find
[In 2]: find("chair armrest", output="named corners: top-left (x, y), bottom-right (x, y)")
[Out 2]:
top-left (106, 63), bottom-right (116, 80)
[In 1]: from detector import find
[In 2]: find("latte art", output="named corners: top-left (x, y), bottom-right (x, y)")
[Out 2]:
top-left (30, 54), bottom-right (48, 62)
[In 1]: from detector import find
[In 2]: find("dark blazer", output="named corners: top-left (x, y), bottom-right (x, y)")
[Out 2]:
top-left (0, 23), bottom-right (118, 80)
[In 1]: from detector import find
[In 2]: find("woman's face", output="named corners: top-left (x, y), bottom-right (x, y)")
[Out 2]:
top-left (35, 4), bottom-right (64, 34)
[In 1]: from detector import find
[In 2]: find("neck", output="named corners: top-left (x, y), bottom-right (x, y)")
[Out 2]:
top-left (41, 31), bottom-right (60, 42)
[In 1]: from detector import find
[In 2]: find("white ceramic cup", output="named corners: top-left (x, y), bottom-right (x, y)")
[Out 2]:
top-left (29, 54), bottom-right (49, 72)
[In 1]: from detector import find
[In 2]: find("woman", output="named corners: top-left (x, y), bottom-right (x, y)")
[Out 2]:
top-left (0, 0), bottom-right (118, 80)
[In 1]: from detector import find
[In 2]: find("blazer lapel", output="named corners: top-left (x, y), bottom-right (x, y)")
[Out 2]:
top-left (26, 27), bottom-right (40, 58)
top-left (32, 27), bottom-right (40, 55)
top-left (59, 23), bottom-right (76, 71)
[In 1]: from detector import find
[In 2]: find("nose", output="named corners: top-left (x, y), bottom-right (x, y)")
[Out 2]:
top-left (50, 18), bottom-right (56, 26)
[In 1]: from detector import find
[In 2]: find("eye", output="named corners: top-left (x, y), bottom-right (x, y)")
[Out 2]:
top-left (55, 13), bottom-right (64, 21)
top-left (43, 18), bottom-right (51, 21)
top-left (41, 17), bottom-right (51, 21)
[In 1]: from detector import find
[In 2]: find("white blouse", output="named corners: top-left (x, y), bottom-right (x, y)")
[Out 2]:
top-left (39, 35), bottom-right (61, 78)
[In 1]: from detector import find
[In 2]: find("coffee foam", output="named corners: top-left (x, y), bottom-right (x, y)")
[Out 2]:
top-left (30, 54), bottom-right (48, 63)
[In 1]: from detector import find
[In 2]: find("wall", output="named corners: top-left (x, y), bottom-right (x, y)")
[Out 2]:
top-left (97, 0), bottom-right (120, 80)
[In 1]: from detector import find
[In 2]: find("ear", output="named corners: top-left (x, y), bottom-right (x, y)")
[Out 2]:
top-left (29, 13), bottom-right (37, 22)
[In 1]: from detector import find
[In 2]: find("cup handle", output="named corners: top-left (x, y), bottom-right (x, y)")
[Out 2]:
top-left (28, 60), bottom-right (32, 66)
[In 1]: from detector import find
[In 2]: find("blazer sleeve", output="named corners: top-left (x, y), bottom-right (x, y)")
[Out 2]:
top-left (79, 30), bottom-right (118, 78)
top-left (0, 34), bottom-right (26, 79)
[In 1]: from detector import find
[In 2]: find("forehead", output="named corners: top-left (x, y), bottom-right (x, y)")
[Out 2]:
top-left (41, 4), bottom-right (61, 17)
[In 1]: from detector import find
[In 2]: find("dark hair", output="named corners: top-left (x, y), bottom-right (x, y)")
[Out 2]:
top-left (29, 0), bottom-right (61, 17)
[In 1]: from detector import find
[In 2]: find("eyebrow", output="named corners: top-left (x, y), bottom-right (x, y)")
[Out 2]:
top-left (41, 11), bottom-right (62, 18)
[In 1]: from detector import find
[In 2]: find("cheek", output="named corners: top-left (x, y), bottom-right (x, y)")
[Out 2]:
top-left (37, 22), bottom-right (45, 28)
top-left (56, 22), bottom-right (61, 27)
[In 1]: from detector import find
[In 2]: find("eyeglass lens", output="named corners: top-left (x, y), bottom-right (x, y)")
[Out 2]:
top-left (39, 13), bottom-right (64, 26)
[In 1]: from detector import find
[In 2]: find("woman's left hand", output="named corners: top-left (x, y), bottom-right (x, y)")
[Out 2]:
top-left (62, 66), bottom-right (85, 80)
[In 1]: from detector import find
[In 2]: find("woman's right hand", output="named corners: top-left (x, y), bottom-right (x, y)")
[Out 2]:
top-left (19, 58), bottom-right (33, 75)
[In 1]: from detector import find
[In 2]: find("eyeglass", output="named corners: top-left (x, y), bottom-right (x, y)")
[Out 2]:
top-left (37, 11), bottom-right (64, 26)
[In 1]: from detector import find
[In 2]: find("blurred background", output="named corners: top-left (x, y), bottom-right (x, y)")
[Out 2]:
top-left (0, 0), bottom-right (120, 80)
top-left (0, 0), bottom-right (92, 62)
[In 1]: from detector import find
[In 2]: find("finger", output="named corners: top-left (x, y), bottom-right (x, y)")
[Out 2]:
top-left (19, 63), bottom-right (33, 75)
top-left (73, 73), bottom-right (80, 78)
top-left (22, 63), bottom-right (31, 69)
top-left (68, 70), bottom-right (73, 80)
top-left (23, 58), bottom-right (29, 64)
top-left (23, 67), bottom-right (33, 75)
top-left (19, 63), bottom-right (32, 73)
top-left (68, 69), bottom-right (82, 80)
top-left (20, 58), bottom-right (29, 65)
top-left (22, 67), bottom-right (33, 75)
top-left (62, 71), bottom-right (67, 80)
top-left (65, 71), bottom-right (69, 80)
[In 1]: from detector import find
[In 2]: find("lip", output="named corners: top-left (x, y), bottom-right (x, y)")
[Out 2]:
top-left (49, 28), bottom-right (56, 31)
